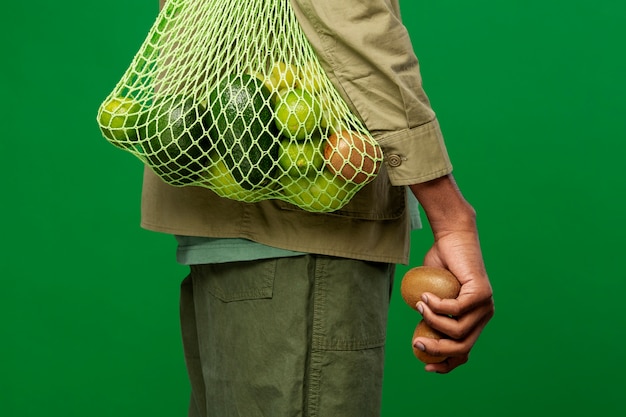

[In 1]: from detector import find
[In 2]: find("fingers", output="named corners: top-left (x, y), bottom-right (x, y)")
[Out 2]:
top-left (426, 276), bottom-right (494, 316)
top-left (424, 354), bottom-right (469, 374)
top-left (417, 293), bottom-right (494, 340)
top-left (413, 292), bottom-right (494, 372)
top-left (418, 276), bottom-right (494, 329)
top-left (414, 310), bottom-right (489, 353)
top-left (412, 317), bottom-right (488, 373)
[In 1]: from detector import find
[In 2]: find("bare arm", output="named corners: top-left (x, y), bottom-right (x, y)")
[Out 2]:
top-left (409, 174), bottom-right (495, 373)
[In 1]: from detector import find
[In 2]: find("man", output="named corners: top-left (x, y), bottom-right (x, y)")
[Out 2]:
top-left (141, 0), bottom-right (494, 415)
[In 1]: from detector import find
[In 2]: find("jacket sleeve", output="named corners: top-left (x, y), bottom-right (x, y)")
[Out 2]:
top-left (291, 0), bottom-right (453, 185)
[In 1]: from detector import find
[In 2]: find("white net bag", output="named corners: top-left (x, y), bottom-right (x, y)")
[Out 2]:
top-left (97, 0), bottom-right (383, 212)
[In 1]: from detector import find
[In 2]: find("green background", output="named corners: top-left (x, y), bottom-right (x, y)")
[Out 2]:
top-left (1, 0), bottom-right (624, 415)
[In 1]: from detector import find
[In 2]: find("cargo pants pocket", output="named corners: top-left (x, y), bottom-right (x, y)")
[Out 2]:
top-left (186, 259), bottom-right (280, 417)
top-left (306, 257), bottom-right (395, 417)
top-left (196, 259), bottom-right (276, 303)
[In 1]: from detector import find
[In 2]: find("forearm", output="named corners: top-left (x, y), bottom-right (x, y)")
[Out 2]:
top-left (410, 174), bottom-right (476, 238)
top-left (409, 174), bottom-right (487, 283)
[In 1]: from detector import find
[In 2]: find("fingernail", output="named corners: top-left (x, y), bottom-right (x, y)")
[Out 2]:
top-left (421, 294), bottom-right (429, 304)
top-left (416, 302), bottom-right (424, 314)
top-left (414, 342), bottom-right (426, 351)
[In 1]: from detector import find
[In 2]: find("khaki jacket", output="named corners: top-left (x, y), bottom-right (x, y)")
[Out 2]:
top-left (141, 0), bottom-right (452, 264)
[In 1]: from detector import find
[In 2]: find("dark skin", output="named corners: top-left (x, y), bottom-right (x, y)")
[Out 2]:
top-left (410, 174), bottom-right (494, 373)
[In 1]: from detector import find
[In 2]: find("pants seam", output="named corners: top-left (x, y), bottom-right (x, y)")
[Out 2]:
top-left (305, 255), bottom-right (327, 417)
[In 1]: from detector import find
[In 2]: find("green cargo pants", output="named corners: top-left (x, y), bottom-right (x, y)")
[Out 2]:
top-left (180, 254), bottom-right (395, 417)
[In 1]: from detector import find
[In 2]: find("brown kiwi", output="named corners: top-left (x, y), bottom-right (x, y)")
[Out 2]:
top-left (400, 266), bottom-right (461, 311)
top-left (412, 320), bottom-right (448, 363)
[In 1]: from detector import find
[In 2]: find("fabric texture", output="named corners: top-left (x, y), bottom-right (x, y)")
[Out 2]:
top-left (175, 189), bottom-right (421, 265)
top-left (142, 166), bottom-right (412, 264)
top-left (175, 236), bottom-right (306, 265)
top-left (181, 255), bottom-right (395, 417)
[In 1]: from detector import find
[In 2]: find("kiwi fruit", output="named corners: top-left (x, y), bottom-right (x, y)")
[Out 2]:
top-left (401, 266), bottom-right (461, 364)
top-left (412, 320), bottom-right (448, 363)
top-left (400, 266), bottom-right (461, 311)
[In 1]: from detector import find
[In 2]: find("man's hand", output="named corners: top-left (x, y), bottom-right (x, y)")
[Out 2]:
top-left (410, 175), bottom-right (495, 373)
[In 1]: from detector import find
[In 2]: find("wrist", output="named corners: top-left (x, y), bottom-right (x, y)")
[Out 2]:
top-left (409, 174), bottom-right (478, 237)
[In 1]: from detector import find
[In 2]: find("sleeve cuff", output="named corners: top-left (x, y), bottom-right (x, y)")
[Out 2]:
top-left (375, 118), bottom-right (453, 186)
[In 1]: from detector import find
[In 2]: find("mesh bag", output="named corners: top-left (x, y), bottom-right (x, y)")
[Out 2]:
top-left (97, 0), bottom-right (383, 212)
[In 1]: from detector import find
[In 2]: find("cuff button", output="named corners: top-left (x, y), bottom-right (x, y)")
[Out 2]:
top-left (387, 154), bottom-right (403, 167)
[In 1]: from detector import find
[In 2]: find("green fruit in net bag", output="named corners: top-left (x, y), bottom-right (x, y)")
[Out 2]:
top-left (266, 61), bottom-right (298, 93)
top-left (98, 0), bottom-right (384, 212)
top-left (324, 130), bottom-right (383, 184)
top-left (278, 137), bottom-right (324, 178)
top-left (139, 95), bottom-right (210, 185)
top-left (98, 96), bottom-right (143, 145)
top-left (274, 88), bottom-right (322, 140)
top-left (296, 60), bottom-right (325, 93)
top-left (209, 74), bottom-right (279, 190)
top-left (280, 170), bottom-right (355, 212)
top-left (203, 155), bottom-right (248, 199)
